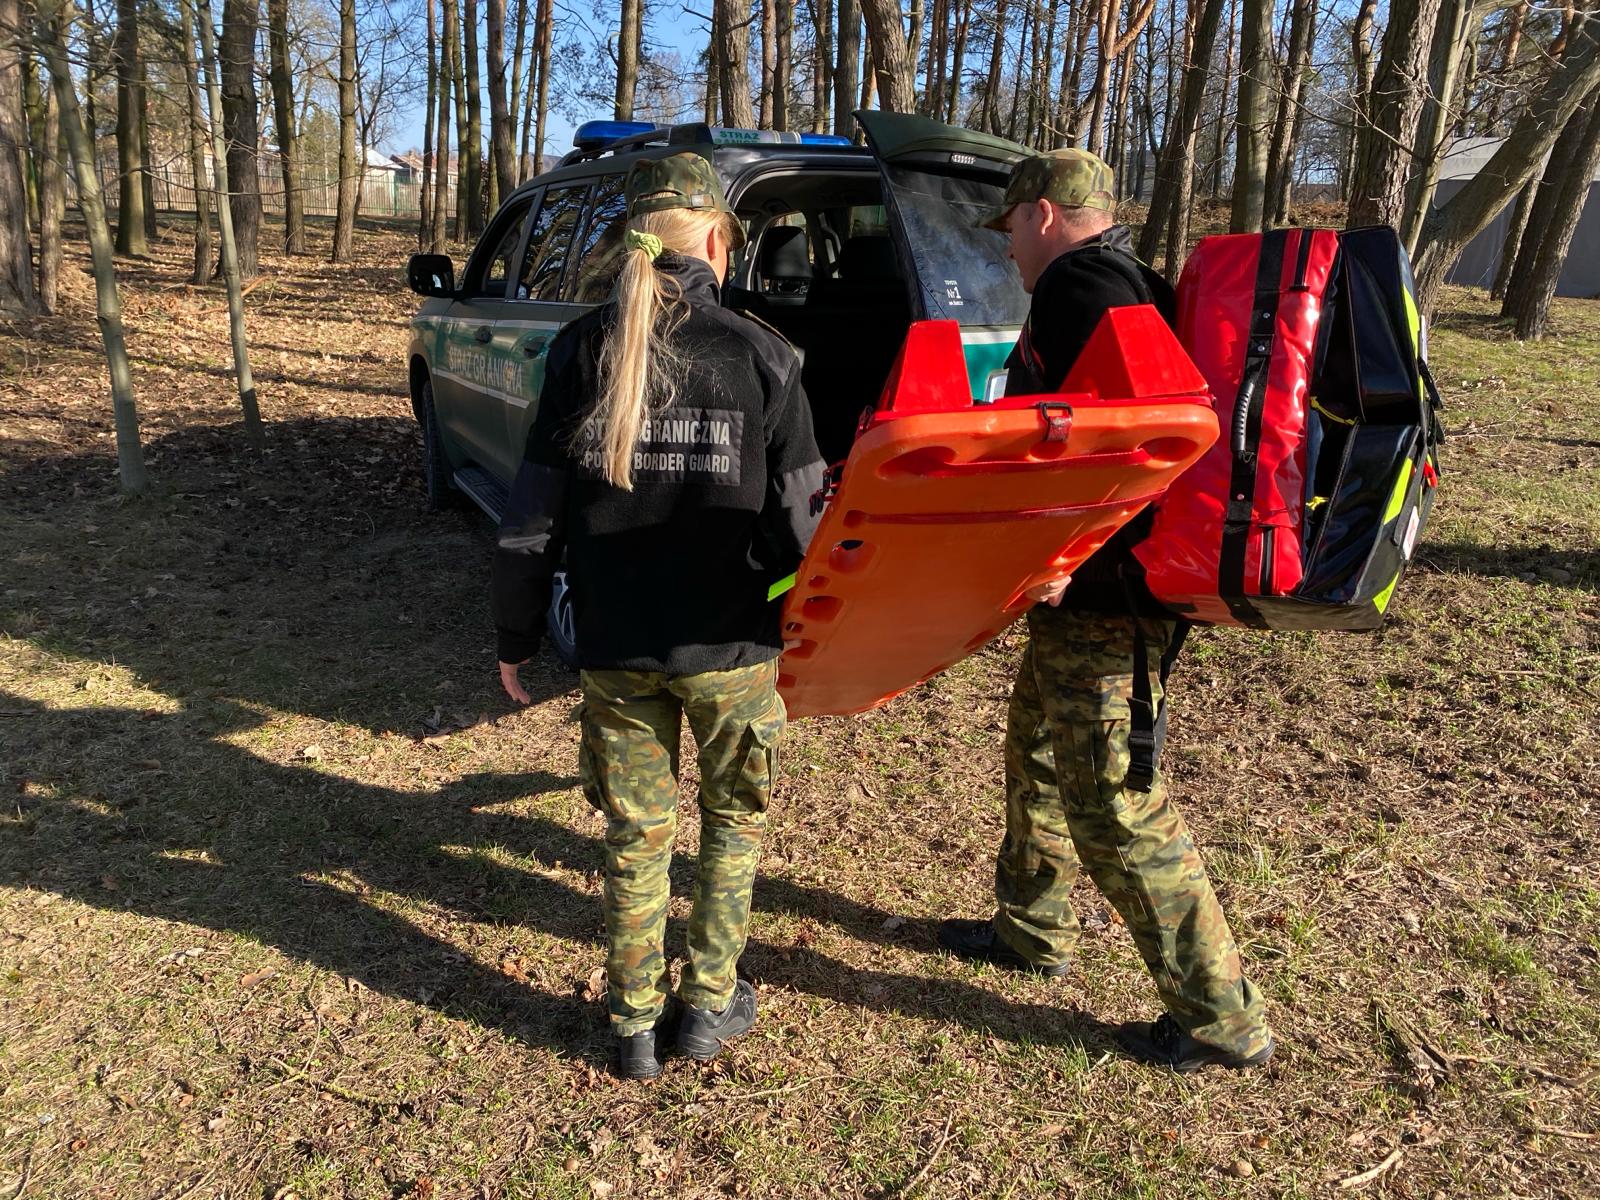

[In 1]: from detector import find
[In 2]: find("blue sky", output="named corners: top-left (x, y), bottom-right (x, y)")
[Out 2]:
top-left (389, 6), bottom-right (717, 159)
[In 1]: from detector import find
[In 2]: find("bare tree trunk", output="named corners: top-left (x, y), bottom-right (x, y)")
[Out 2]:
top-left (1483, 1), bottom-right (1525, 130)
top-left (1510, 96), bottom-right (1600, 339)
top-left (180, 0), bottom-right (212, 282)
top-left (859, 0), bottom-right (916, 114)
top-left (615, 0), bottom-right (640, 119)
top-left (421, 0), bottom-right (436, 244)
top-left (1139, 0), bottom-right (1223, 264)
top-left (21, 26), bottom-right (39, 229)
top-left (981, 0), bottom-right (1007, 134)
top-left (812, 0), bottom-right (831, 131)
top-left (1399, 0), bottom-right (1476, 253)
top-left (267, 0), bottom-right (304, 253)
top-left (1005, 0), bottom-right (1032, 140)
top-left (858, 41), bottom-right (875, 113)
top-left (1346, 0), bottom-right (1440, 229)
top-left (193, 0), bottom-right (262, 443)
top-left (714, 0), bottom-right (755, 126)
top-left (1208, 0), bottom-right (1236, 197)
top-left (38, 62), bottom-right (62, 310)
top-left (1265, 0), bottom-right (1315, 227)
top-left (137, 50), bottom-right (155, 240)
top-left (450, 0), bottom-right (467, 237)
top-left (759, 0), bottom-right (775, 127)
top-left (219, 0), bottom-right (260, 279)
top-left (1230, 0), bottom-right (1272, 229)
top-left (487, 0), bottom-right (513, 202)
top-left (518, 0), bottom-right (536, 179)
top-left (1501, 97), bottom-right (1593, 316)
top-left (508, 0), bottom-right (527, 166)
top-left (834, 0), bottom-right (859, 134)
top-left (1489, 179), bottom-right (1533, 300)
top-left (463, 0), bottom-right (483, 235)
top-left (433, 0), bottom-right (454, 248)
top-left (332, 0), bottom-right (357, 262)
top-left (947, 0), bottom-right (968, 123)
top-left (1085, 0), bottom-right (1114, 153)
top-left (111, 0), bottom-right (147, 255)
top-left (531, 0), bottom-right (551, 174)
top-left (1053, 1), bottom-right (1082, 144)
top-left (1413, 16), bottom-right (1600, 311)
top-left (1, 0), bottom-right (40, 314)
top-left (775, 0), bottom-right (791, 129)
top-left (36, 0), bottom-right (146, 487)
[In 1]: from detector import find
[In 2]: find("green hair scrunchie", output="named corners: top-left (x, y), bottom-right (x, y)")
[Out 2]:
top-left (625, 229), bottom-right (664, 260)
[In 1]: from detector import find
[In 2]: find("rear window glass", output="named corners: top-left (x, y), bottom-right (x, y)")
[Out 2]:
top-left (882, 165), bottom-right (1026, 327)
top-left (518, 182), bottom-right (589, 301)
top-left (567, 175), bottom-right (628, 304)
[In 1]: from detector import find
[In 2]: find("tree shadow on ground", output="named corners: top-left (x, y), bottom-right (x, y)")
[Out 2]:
top-left (0, 417), bottom-right (1116, 1068)
top-left (1418, 539), bottom-right (1600, 589)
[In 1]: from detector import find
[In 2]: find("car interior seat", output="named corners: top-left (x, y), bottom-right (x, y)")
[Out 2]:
top-left (758, 226), bottom-right (812, 304)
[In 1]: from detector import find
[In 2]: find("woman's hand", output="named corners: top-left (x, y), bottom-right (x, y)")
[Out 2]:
top-left (1023, 576), bottom-right (1072, 608)
top-left (499, 660), bottom-right (532, 704)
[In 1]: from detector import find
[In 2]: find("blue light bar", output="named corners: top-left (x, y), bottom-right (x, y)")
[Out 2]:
top-left (799, 133), bottom-right (853, 146)
top-left (573, 120), bottom-right (659, 150)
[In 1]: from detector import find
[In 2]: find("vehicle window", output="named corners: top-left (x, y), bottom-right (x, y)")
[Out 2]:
top-left (567, 175), bottom-right (629, 304)
top-left (881, 164), bottom-right (1026, 326)
top-left (468, 196), bottom-right (535, 297)
top-left (846, 205), bottom-right (889, 238)
top-left (518, 182), bottom-right (590, 301)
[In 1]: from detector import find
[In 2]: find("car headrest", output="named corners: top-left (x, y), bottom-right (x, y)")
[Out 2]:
top-left (759, 226), bottom-right (812, 280)
top-left (838, 235), bottom-right (898, 283)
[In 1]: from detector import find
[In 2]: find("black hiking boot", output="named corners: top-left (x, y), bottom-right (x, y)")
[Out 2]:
top-left (936, 919), bottom-right (1072, 978)
top-left (611, 1003), bottom-right (680, 1081)
top-left (678, 979), bottom-right (758, 1061)
top-left (1115, 1013), bottom-right (1275, 1073)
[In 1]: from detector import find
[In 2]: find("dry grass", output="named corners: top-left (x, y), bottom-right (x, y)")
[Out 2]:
top-left (1, 215), bottom-right (1597, 1199)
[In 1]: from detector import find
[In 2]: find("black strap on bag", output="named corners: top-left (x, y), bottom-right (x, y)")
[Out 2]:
top-left (1121, 569), bottom-right (1192, 794)
top-left (1217, 229), bottom-right (1293, 622)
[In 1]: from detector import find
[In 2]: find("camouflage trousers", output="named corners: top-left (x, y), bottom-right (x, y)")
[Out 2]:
top-left (995, 606), bottom-right (1271, 1057)
top-left (579, 660), bottom-right (785, 1035)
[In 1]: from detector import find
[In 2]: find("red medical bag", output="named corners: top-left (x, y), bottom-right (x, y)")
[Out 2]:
top-left (1136, 226), bottom-right (1443, 629)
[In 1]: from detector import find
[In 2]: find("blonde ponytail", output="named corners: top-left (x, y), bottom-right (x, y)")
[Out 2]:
top-left (584, 207), bottom-right (740, 489)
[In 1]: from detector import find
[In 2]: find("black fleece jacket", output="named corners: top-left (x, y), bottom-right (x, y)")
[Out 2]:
top-left (491, 254), bottom-right (826, 673)
top-left (1004, 224), bottom-right (1178, 613)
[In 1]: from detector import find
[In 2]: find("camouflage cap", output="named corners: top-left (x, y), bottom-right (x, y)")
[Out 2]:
top-left (626, 152), bottom-right (732, 216)
top-left (977, 148), bottom-right (1117, 231)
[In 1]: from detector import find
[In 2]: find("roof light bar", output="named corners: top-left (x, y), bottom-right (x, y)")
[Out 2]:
top-left (572, 120), bottom-right (660, 150)
top-left (702, 127), bottom-right (854, 148)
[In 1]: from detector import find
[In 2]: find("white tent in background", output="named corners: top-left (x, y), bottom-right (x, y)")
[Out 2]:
top-left (1437, 136), bottom-right (1600, 299)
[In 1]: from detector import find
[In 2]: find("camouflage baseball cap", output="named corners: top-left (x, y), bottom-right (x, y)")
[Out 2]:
top-left (977, 148), bottom-right (1116, 230)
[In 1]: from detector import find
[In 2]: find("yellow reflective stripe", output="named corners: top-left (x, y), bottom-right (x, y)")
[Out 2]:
top-left (1373, 571), bottom-right (1401, 614)
top-left (767, 573), bottom-right (797, 602)
top-left (1402, 281), bottom-right (1427, 404)
top-left (1383, 460), bottom-right (1414, 524)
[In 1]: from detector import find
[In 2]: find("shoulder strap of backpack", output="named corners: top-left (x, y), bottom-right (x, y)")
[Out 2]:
top-left (1218, 229), bottom-right (1296, 621)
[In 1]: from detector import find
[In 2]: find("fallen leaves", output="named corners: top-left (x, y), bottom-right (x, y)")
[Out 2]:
top-left (239, 968), bottom-right (278, 989)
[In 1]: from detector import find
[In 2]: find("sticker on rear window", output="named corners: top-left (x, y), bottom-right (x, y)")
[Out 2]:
top-left (943, 280), bottom-right (965, 306)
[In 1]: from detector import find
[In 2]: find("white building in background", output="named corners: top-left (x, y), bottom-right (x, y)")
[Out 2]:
top-left (1437, 136), bottom-right (1600, 299)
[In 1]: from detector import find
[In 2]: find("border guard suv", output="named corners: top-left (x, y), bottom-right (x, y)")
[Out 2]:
top-left (406, 112), bottom-right (1033, 663)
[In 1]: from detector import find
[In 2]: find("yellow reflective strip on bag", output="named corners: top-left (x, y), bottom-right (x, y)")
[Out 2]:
top-left (1383, 460), bottom-right (1414, 524)
top-left (1402, 283), bottom-right (1428, 405)
top-left (1373, 571), bottom-right (1401, 614)
top-left (767, 573), bottom-right (796, 602)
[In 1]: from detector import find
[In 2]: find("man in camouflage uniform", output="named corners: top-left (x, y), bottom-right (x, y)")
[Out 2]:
top-left (937, 149), bottom-right (1275, 1072)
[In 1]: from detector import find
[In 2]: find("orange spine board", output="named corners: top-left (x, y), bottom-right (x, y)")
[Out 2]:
top-left (777, 308), bottom-right (1220, 719)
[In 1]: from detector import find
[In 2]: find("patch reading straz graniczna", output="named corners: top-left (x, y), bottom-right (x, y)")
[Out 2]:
top-left (576, 407), bottom-right (745, 486)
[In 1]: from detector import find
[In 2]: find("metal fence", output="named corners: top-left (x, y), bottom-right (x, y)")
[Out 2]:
top-left (96, 149), bottom-right (459, 222)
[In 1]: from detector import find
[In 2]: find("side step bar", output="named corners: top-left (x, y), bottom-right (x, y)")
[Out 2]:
top-left (453, 466), bottom-right (509, 523)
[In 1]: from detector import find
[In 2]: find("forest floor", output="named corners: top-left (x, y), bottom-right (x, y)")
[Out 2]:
top-left (1, 214), bottom-right (1597, 1200)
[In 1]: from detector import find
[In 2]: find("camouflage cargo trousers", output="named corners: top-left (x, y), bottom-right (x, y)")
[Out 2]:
top-left (579, 660), bottom-right (785, 1036)
top-left (995, 606), bottom-right (1271, 1057)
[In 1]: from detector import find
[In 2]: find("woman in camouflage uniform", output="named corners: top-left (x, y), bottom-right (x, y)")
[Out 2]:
top-left (492, 152), bottom-right (825, 1079)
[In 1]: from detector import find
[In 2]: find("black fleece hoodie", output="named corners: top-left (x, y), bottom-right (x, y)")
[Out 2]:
top-left (491, 253), bottom-right (826, 673)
